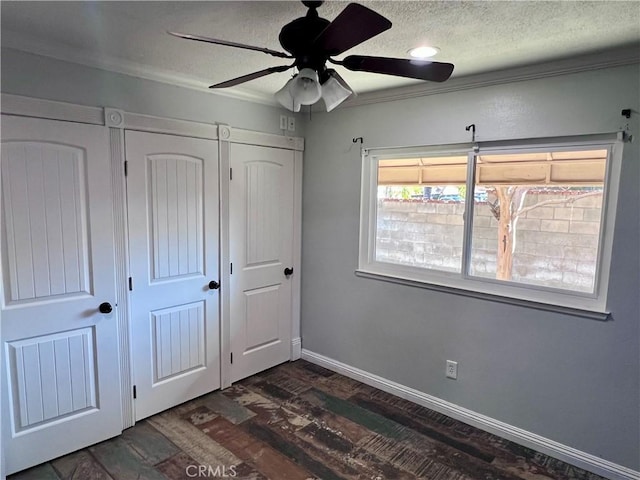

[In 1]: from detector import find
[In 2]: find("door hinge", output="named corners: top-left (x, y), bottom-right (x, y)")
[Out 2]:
top-left (124, 160), bottom-right (128, 177)
top-left (230, 168), bottom-right (233, 180)
top-left (230, 263), bottom-right (233, 275)
top-left (133, 385), bottom-right (137, 399)
top-left (230, 352), bottom-right (233, 364)
top-left (128, 277), bottom-right (133, 291)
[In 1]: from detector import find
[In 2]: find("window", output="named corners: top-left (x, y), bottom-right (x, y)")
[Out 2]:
top-left (376, 154), bottom-right (468, 273)
top-left (359, 136), bottom-right (623, 313)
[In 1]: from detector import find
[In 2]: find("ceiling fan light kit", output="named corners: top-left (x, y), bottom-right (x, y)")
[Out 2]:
top-left (275, 68), bottom-right (354, 112)
top-left (170, 1), bottom-right (454, 112)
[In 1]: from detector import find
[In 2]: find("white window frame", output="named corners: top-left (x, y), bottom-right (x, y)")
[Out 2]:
top-left (357, 134), bottom-right (624, 317)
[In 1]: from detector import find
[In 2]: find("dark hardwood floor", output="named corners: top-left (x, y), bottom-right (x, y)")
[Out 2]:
top-left (9, 360), bottom-right (607, 480)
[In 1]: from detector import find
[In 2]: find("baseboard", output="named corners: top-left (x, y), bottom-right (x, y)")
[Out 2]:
top-left (290, 337), bottom-right (302, 361)
top-left (301, 349), bottom-right (639, 480)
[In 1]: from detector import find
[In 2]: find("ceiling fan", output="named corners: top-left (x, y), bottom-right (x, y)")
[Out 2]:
top-left (169, 1), bottom-right (454, 112)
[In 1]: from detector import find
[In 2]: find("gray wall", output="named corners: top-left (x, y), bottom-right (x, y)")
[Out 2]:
top-left (1, 48), bottom-right (301, 136)
top-left (300, 64), bottom-right (640, 470)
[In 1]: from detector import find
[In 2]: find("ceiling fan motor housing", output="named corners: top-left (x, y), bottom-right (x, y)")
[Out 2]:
top-left (279, 5), bottom-right (331, 73)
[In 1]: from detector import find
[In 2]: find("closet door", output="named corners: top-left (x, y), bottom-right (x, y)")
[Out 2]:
top-left (126, 131), bottom-right (220, 420)
top-left (229, 144), bottom-right (295, 382)
top-left (1, 115), bottom-right (122, 474)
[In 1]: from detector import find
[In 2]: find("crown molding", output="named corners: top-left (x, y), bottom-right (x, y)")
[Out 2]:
top-left (339, 45), bottom-right (640, 109)
top-left (3, 28), bottom-right (638, 111)
top-left (1, 30), bottom-right (278, 107)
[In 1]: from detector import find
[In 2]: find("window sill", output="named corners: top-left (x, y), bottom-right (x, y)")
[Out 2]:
top-left (354, 270), bottom-right (610, 321)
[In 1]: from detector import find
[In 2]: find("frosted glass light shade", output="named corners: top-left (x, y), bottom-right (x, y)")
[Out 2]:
top-left (275, 78), bottom-right (301, 112)
top-left (321, 75), bottom-right (352, 112)
top-left (289, 68), bottom-right (322, 105)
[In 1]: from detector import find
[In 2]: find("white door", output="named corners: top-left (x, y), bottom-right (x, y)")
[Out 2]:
top-left (0, 116), bottom-right (122, 475)
top-left (229, 144), bottom-right (294, 383)
top-left (126, 131), bottom-right (220, 421)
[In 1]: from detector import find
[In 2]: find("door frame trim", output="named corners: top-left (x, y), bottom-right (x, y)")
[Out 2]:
top-left (218, 129), bottom-right (233, 389)
top-left (1, 94), bottom-right (104, 125)
top-left (108, 127), bottom-right (135, 428)
top-left (1, 93), bottom-right (304, 427)
top-left (291, 150), bottom-right (303, 361)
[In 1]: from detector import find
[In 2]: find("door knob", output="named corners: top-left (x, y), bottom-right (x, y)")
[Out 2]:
top-left (284, 267), bottom-right (294, 276)
top-left (208, 280), bottom-right (220, 290)
top-left (98, 302), bottom-right (113, 314)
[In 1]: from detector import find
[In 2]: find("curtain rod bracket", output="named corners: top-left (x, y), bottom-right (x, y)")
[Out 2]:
top-left (465, 124), bottom-right (476, 142)
top-left (353, 137), bottom-right (363, 144)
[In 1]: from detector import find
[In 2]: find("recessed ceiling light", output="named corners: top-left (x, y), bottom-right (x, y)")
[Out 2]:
top-left (408, 46), bottom-right (440, 59)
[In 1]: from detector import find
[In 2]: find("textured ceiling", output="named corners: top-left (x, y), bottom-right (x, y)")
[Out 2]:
top-left (2, 1), bottom-right (639, 102)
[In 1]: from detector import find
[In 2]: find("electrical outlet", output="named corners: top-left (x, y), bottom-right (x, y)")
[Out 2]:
top-left (446, 360), bottom-right (458, 379)
top-left (287, 116), bottom-right (295, 132)
top-left (279, 115), bottom-right (287, 130)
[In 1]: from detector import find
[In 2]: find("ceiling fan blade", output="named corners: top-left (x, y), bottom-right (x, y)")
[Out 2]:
top-left (209, 65), bottom-right (293, 89)
top-left (168, 31), bottom-right (292, 59)
top-left (342, 55), bottom-right (454, 82)
top-left (313, 3), bottom-right (391, 56)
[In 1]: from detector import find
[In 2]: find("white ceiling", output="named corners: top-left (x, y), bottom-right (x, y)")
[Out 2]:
top-left (2, 1), bottom-right (639, 104)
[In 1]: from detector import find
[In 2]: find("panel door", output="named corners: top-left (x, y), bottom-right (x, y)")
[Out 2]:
top-left (126, 131), bottom-right (220, 421)
top-left (229, 144), bottom-right (294, 383)
top-left (0, 115), bottom-right (122, 475)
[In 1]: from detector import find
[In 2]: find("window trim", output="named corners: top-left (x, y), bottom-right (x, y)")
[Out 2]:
top-left (358, 133), bottom-right (624, 316)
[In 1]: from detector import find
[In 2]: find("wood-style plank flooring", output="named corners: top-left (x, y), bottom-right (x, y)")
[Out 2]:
top-left (10, 360), bottom-right (607, 480)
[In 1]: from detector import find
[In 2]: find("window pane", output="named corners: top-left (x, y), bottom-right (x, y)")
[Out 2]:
top-left (469, 149), bottom-right (607, 293)
top-left (375, 155), bottom-right (468, 273)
